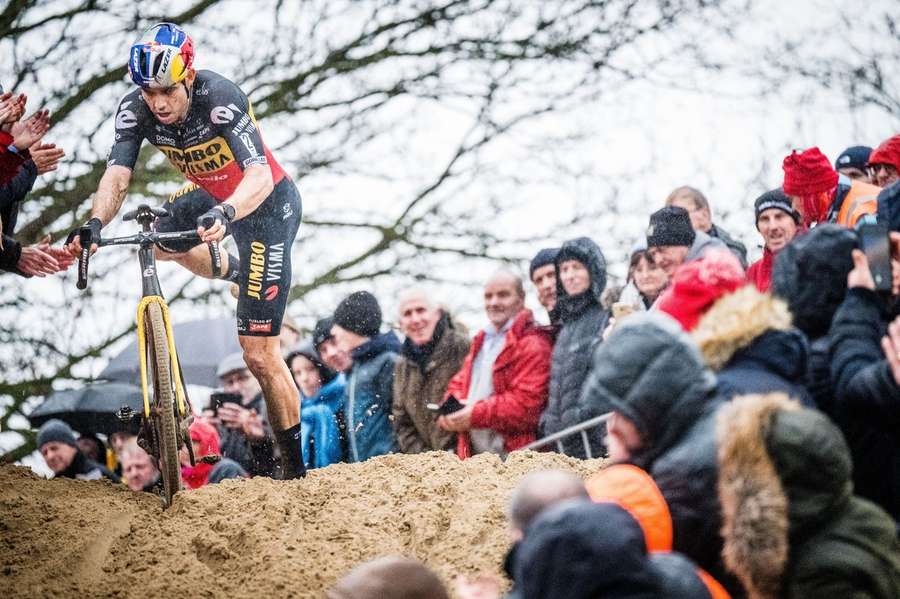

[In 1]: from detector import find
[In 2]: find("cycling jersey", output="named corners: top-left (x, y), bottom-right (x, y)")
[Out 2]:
top-left (107, 70), bottom-right (286, 201)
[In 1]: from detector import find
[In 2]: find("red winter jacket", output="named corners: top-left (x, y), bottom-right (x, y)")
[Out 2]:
top-left (746, 247), bottom-right (774, 292)
top-left (0, 131), bottom-right (28, 186)
top-left (445, 309), bottom-right (553, 458)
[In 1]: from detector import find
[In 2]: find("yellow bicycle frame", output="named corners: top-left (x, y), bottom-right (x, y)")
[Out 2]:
top-left (135, 295), bottom-right (188, 419)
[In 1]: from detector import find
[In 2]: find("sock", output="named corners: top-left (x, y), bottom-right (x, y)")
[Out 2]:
top-left (275, 423), bottom-right (306, 480)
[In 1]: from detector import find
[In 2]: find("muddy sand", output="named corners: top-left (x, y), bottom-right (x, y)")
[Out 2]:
top-left (0, 451), bottom-right (604, 598)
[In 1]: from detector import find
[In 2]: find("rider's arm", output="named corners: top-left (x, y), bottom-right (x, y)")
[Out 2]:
top-left (222, 163), bottom-right (272, 219)
top-left (91, 165), bottom-right (132, 226)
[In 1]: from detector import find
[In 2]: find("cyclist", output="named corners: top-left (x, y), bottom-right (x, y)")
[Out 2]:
top-left (65, 23), bottom-right (306, 479)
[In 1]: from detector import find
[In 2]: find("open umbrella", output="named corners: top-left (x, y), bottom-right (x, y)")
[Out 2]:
top-left (27, 381), bottom-right (144, 435)
top-left (99, 317), bottom-right (241, 388)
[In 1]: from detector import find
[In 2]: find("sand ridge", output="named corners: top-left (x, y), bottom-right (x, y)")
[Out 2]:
top-left (0, 451), bottom-right (604, 598)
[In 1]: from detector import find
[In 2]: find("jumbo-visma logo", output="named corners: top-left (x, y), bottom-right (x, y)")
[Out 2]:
top-left (158, 137), bottom-right (235, 177)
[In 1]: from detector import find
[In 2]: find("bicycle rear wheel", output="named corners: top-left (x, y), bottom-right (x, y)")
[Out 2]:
top-left (145, 302), bottom-right (181, 507)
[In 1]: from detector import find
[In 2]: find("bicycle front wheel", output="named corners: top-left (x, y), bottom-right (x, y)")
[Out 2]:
top-left (145, 301), bottom-right (181, 507)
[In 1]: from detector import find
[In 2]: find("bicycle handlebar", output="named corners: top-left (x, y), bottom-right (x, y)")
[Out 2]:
top-left (75, 228), bottom-right (218, 290)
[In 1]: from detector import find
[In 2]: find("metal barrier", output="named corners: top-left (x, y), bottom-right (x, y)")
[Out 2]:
top-left (523, 412), bottom-right (612, 459)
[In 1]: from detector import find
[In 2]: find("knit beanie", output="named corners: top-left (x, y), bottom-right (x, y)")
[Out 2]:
top-left (529, 247), bottom-right (559, 279)
top-left (312, 316), bottom-right (335, 350)
top-left (782, 147), bottom-right (839, 196)
top-left (754, 188), bottom-right (800, 229)
top-left (834, 145), bottom-right (872, 171)
top-left (646, 207), bottom-right (695, 248)
top-left (36, 418), bottom-right (78, 449)
top-left (656, 249), bottom-right (747, 331)
top-left (869, 135), bottom-right (900, 171)
top-left (333, 291), bottom-right (382, 338)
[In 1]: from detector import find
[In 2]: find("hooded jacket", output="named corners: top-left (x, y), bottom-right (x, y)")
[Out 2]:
top-left (344, 331), bottom-right (401, 462)
top-left (692, 286), bottom-right (812, 406)
top-left (540, 237), bottom-right (610, 458)
top-left (717, 394), bottom-right (900, 599)
top-left (445, 309), bottom-right (552, 457)
top-left (392, 314), bottom-right (469, 453)
top-left (516, 499), bottom-right (726, 599)
top-left (709, 223), bottom-right (748, 269)
top-left (182, 419), bottom-right (221, 489)
top-left (580, 312), bottom-right (733, 589)
top-left (686, 229), bottom-right (728, 263)
top-left (829, 287), bottom-right (900, 522)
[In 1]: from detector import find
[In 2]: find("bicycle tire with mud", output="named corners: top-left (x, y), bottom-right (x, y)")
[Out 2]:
top-left (146, 302), bottom-right (181, 507)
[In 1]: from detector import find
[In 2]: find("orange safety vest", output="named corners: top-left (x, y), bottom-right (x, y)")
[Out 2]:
top-left (835, 180), bottom-right (881, 227)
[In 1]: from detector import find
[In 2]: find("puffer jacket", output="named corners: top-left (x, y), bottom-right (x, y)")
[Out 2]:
top-left (540, 236), bottom-right (609, 458)
top-left (392, 314), bottom-right (469, 453)
top-left (300, 375), bottom-right (345, 468)
top-left (692, 286), bottom-right (812, 406)
top-left (344, 331), bottom-right (401, 462)
top-left (445, 309), bottom-right (552, 457)
top-left (829, 287), bottom-right (900, 522)
top-left (580, 312), bottom-right (736, 593)
top-left (717, 393), bottom-right (900, 599)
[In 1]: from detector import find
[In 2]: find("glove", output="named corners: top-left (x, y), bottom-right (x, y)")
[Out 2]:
top-left (197, 205), bottom-right (233, 229)
top-left (65, 217), bottom-right (102, 248)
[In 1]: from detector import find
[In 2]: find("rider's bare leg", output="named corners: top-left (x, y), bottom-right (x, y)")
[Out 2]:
top-left (154, 245), bottom-right (229, 279)
top-left (239, 334), bottom-right (305, 479)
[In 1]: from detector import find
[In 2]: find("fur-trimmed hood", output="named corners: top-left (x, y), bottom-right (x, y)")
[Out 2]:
top-left (692, 286), bottom-right (795, 371)
top-left (716, 393), bottom-right (854, 599)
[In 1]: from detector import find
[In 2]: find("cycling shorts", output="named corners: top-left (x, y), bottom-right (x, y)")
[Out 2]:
top-left (155, 177), bottom-right (302, 337)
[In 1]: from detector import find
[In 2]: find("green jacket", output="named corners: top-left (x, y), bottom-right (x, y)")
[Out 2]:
top-left (716, 393), bottom-right (900, 599)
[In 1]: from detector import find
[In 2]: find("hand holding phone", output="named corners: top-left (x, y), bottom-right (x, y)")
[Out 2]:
top-left (426, 395), bottom-right (465, 415)
top-left (856, 223), bottom-right (892, 292)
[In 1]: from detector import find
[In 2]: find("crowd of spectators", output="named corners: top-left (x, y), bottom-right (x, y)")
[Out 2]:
top-left (26, 116), bottom-right (900, 595)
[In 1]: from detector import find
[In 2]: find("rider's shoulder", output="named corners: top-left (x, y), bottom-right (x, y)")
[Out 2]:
top-left (196, 70), bottom-right (248, 106)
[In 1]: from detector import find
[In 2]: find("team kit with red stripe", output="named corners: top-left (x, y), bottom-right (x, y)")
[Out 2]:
top-left (108, 69), bottom-right (302, 336)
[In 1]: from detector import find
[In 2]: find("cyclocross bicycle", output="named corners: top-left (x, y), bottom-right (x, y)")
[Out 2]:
top-left (75, 204), bottom-right (223, 506)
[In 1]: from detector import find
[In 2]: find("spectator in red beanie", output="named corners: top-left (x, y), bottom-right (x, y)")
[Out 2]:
top-left (782, 146), bottom-right (880, 228)
top-left (868, 134), bottom-right (900, 188)
top-left (656, 250), bottom-right (746, 331)
top-left (181, 419), bottom-right (247, 489)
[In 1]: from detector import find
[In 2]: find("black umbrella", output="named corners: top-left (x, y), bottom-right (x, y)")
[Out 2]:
top-left (27, 381), bottom-right (144, 435)
top-left (99, 317), bottom-right (241, 388)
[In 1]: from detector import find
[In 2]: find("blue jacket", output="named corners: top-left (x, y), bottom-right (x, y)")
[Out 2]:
top-left (344, 332), bottom-right (401, 462)
top-left (300, 374), bottom-right (345, 469)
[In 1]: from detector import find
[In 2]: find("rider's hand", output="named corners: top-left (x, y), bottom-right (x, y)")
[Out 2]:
top-left (197, 206), bottom-right (231, 243)
top-left (64, 217), bottom-right (102, 258)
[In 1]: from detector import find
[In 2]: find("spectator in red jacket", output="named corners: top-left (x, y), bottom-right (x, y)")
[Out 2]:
top-left (439, 270), bottom-right (553, 459)
top-left (746, 189), bottom-right (800, 292)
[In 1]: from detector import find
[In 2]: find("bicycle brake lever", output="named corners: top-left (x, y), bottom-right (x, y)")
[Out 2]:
top-left (76, 228), bottom-right (92, 290)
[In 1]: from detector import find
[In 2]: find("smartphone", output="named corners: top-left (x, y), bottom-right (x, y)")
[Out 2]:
top-left (210, 392), bottom-right (243, 413)
top-left (858, 223), bottom-right (892, 292)
top-left (426, 395), bottom-right (465, 415)
top-left (611, 302), bottom-right (637, 321)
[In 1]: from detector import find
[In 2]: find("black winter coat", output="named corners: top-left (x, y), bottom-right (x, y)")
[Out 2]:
top-left (829, 287), bottom-right (900, 522)
top-left (539, 236), bottom-right (609, 458)
top-left (717, 329), bottom-right (813, 406)
top-left (580, 313), bottom-right (740, 595)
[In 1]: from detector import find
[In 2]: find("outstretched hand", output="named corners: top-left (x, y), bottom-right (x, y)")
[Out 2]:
top-left (847, 249), bottom-right (876, 290)
top-left (11, 108), bottom-right (50, 150)
top-left (17, 236), bottom-right (72, 276)
top-left (0, 93), bottom-right (27, 129)
top-left (30, 142), bottom-right (65, 174)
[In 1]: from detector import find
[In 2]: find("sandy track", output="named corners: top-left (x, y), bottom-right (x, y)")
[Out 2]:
top-left (1, 451), bottom-right (603, 598)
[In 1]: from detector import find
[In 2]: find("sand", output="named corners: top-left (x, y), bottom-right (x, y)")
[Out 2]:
top-left (0, 451), bottom-right (604, 598)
